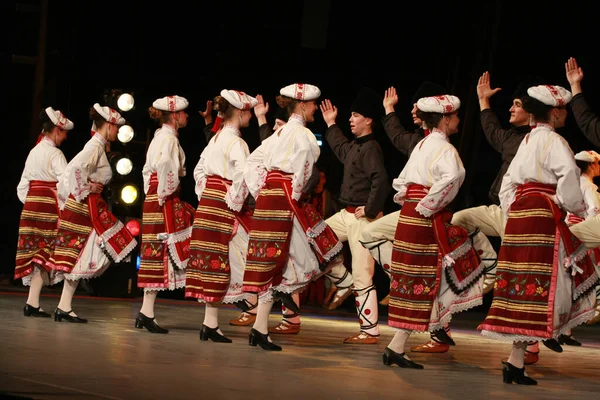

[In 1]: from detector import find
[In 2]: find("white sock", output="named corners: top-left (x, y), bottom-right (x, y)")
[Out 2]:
top-left (335, 287), bottom-right (350, 299)
top-left (507, 342), bottom-right (527, 369)
top-left (57, 279), bottom-right (79, 316)
top-left (203, 302), bottom-right (221, 333)
top-left (246, 294), bottom-right (258, 315)
top-left (26, 267), bottom-right (45, 309)
top-left (388, 330), bottom-right (411, 356)
top-left (140, 290), bottom-right (158, 318)
top-left (253, 299), bottom-right (274, 340)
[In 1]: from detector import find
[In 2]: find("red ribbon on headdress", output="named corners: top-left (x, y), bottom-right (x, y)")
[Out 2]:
top-left (211, 112), bottom-right (224, 133)
top-left (35, 132), bottom-right (44, 145)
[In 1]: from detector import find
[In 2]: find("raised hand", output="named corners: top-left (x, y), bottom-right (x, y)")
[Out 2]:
top-left (199, 100), bottom-right (213, 118)
top-left (254, 94), bottom-right (269, 118)
top-left (477, 71), bottom-right (502, 100)
top-left (383, 86), bottom-right (398, 112)
top-left (319, 99), bottom-right (338, 127)
top-left (565, 57), bottom-right (584, 86)
top-left (199, 100), bottom-right (213, 125)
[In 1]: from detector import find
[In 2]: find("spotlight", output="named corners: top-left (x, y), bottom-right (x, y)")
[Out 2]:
top-left (118, 125), bottom-right (134, 143)
top-left (120, 184), bottom-right (138, 204)
top-left (125, 219), bottom-right (141, 236)
top-left (116, 157), bottom-right (133, 176)
top-left (117, 93), bottom-right (135, 112)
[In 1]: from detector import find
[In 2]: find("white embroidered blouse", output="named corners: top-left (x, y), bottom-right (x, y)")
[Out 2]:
top-left (392, 129), bottom-right (465, 217)
top-left (499, 123), bottom-right (587, 218)
top-left (17, 137), bottom-right (68, 203)
top-left (244, 114), bottom-right (320, 201)
top-left (57, 133), bottom-right (112, 210)
top-left (142, 124), bottom-right (186, 206)
top-left (193, 125), bottom-right (250, 212)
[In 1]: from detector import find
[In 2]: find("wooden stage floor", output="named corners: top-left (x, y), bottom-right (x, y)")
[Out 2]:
top-left (0, 291), bottom-right (599, 400)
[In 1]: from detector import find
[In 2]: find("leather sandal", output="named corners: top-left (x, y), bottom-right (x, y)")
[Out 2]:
top-left (327, 288), bottom-right (352, 310)
top-left (411, 339), bottom-right (450, 353)
top-left (343, 331), bottom-right (379, 344)
top-left (229, 312), bottom-right (256, 326)
top-left (268, 321), bottom-right (301, 334)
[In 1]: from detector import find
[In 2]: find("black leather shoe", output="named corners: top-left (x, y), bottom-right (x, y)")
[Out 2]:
top-left (200, 325), bottom-right (232, 343)
top-left (134, 312), bottom-right (168, 334)
top-left (249, 328), bottom-right (282, 351)
top-left (273, 291), bottom-right (300, 314)
top-left (54, 307), bottom-right (88, 323)
top-left (431, 328), bottom-right (456, 346)
top-left (558, 334), bottom-right (582, 346)
top-left (542, 338), bottom-right (563, 353)
top-left (502, 362), bottom-right (537, 385)
top-left (24, 304), bottom-right (51, 318)
top-left (382, 347), bottom-right (424, 369)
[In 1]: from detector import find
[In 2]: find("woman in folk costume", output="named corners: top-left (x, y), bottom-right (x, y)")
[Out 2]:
top-left (562, 150), bottom-right (600, 333)
top-left (48, 103), bottom-right (137, 323)
top-left (185, 90), bottom-right (257, 343)
top-left (16, 108), bottom-right (73, 317)
top-left (136, 95), bottom-right (194, 334)
top-left (242, 83), bottom-right (343, 351)
top-left (478, 85), bottom-right (598, 385)
top-left (384, 94), bottom-right (485, 370)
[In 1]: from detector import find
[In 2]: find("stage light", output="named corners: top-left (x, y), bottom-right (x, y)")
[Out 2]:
top-left (117, 93), bottom-right (135, 112)
top-left (116, 157), bottom-right (133, 176)
top-left (118, 125), bottom-right (134, 143)
top-left (120, 184), bottom-right (138, 204)
top-left (125, 219), bottom-right (141, 236)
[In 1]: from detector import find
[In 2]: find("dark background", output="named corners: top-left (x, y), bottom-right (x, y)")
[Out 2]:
top-left (5, 0), bottom-right (600, 297)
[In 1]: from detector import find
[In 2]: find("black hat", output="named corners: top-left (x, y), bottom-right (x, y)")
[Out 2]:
top-left (350, 87), bottom-right (382, 120)
top-left (411, 81), bottom-right (447, 104)
top-left (512, 75), bottom-right (546, 100)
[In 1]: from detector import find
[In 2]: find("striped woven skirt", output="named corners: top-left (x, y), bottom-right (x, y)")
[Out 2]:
top-left (242, 171), bottom-right (334, 300)
top-left (14, 181), bottom-right (59, 284)
top-left (388, 184), bottom-right (484, 332)
top-left (185, 176), bottom-right (253, 304)
top-left (137, 173), bottom-right (194, 290)
top-left (479, 183), bottom-right (598, 341)
top-left (48, 192), bottom-right (137, 283)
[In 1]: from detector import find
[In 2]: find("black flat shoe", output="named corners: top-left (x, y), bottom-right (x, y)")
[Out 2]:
top-left (24, 304), bottom-right (51, 318)
top-left (54, 307), bottom-right (88, 323)
top-left (200, 325), bottom-right (232, 343)
top-left (134, 312), bottom-right (168, 334)
top-left (382, 347), bottom-right (424, 369)
top-left (502, 362), bottom-right (537, 385)
top-left (249, 328), bottom-right (282, 351)
top-left (273, 291), bottom-right (300, 314)
top-left (431, 328), bottom-right (456, 346)
top-left (542, 338), bottom-right (563, 353)
top-left (558, 334), bottom-right (582, 346)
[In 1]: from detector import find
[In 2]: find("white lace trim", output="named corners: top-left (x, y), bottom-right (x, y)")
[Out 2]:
top-left (165, 226), bottom-right (192, 269)
top-left (427, 295), bottom-right (483, 333)
top-left (442, 240), bottom-right (472, 268)
top-left (415, 202), bottom-right (436, 218)
top-left (222, 293), bottom-right (255, 305)
top-left (224, 190), bottom-right (244, 212)
top-left (144, 281), bottom-right (186, 292)
top-left (51, 264), bottom-right (111, 285)
top-left (306, 220), bottom-right (328, 238)
top-left (308, 237), bottom-right (343, 262)
top-left (573, 271), bottom-right (600, 301)
top-left (100, 234), bottom-right (137, 263)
